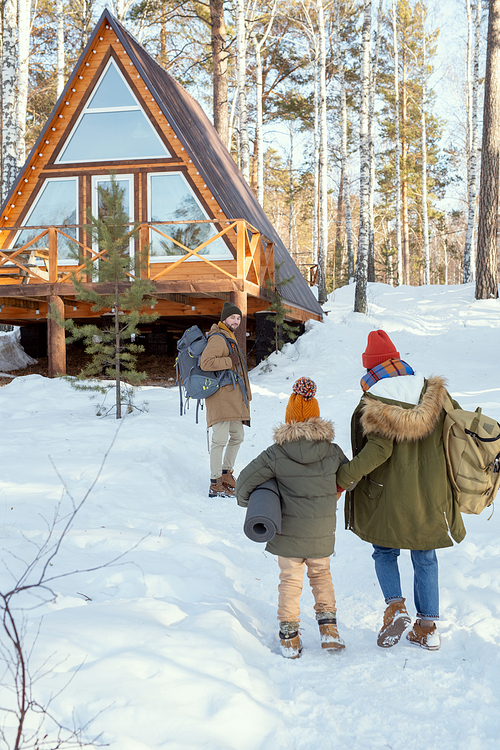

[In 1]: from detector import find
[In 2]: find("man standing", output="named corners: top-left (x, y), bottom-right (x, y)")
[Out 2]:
top-left (200, 301), bottom-right (252, 498)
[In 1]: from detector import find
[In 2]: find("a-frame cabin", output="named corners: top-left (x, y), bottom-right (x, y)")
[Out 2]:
top-left (0, 10), bottom-right (322, 375)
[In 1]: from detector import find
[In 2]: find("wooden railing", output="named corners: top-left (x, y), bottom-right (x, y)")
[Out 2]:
top-left (0, 220), bottom-right (275, 291)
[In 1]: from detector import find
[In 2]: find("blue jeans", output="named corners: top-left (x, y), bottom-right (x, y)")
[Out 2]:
top-left (372, 546), bottom-right (439, 620)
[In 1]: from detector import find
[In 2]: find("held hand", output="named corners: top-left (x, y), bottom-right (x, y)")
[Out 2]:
top-left (229, 350), bottom-right (240, 367)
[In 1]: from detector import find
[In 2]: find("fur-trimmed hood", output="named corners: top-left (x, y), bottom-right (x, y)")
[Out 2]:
top-left (273, 416), bottom-right (335, 445)
top-left (360, 375), bottom-right (448, 443)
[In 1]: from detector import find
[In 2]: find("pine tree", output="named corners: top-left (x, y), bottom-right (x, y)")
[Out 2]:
top-left (58, 176), bottom-right (159, 418)
top-left (265, 261), bottom-right (300, 354)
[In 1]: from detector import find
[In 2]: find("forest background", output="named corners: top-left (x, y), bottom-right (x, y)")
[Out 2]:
top-left (1, 0), bottom-right (498, 308)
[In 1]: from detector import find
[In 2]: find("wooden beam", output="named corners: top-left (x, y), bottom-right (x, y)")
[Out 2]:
top-left (230, 288), bottom-right (247, 359)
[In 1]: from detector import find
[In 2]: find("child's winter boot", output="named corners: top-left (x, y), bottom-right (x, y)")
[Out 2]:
top-left (406, 621), bottom-right (441, 651)
top-left (279, 621), bottom-right (302, 659)
top-left (316, 612), bottom-right (345, 651)
top-left (377, 598), bottom-right (411, 648)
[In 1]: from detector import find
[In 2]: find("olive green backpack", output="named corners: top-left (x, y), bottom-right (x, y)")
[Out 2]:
top-left (443, 397), bottom-right (500, 515)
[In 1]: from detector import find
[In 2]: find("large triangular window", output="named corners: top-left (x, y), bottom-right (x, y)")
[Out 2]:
top-left (56, 59), bottom-right (170, 163)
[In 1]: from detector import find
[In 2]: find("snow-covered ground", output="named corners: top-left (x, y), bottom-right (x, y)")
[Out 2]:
top-left (0, 327), bottom-right (36, 374)
top-left (0, 282), bottom-right (499, 749)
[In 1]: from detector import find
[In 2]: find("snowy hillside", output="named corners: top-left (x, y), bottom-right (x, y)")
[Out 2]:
top-left (0, 282), bottom-right (499, 749)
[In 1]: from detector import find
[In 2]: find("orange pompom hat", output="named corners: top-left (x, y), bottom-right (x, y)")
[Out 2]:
top-left (362, 330), bottom-right (400, 369)
top-left (285, 377), bottom-right (320, 423)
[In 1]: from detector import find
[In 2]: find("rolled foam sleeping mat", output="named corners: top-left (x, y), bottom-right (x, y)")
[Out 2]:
top-left (243, 478), bottom-right (282, 543)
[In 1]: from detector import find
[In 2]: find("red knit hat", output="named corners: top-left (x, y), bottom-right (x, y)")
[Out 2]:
top-left (285, 377), bottom-right (320, 423)
top-left (362, 330), bottom-right (399, 369)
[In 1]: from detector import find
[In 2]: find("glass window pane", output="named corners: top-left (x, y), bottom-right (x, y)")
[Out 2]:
top-left (58, 111), bottom-right (169, 162)
top-left (87, 62), bottom-right (137, 109)
top-left (149, 173), bottom-right (232, 259)
top-left (14, 179), bottom-right (78, 261)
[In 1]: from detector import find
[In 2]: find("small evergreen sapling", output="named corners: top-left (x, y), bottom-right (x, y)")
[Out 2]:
top-left (56, 176), bottom-right (158, 418)
top-left (265, 261), bottom-right (300, 355)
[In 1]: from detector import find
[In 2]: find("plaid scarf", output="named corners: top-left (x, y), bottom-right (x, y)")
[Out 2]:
top-left (360, 358), bottom-right (414, 393)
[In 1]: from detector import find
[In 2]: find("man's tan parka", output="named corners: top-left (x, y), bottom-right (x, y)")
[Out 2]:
top-left (199, 323), bottom-right (251, 428)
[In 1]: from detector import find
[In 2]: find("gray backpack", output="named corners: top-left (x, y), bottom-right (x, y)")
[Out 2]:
top-left (176, 325), bottom-right (247, 422)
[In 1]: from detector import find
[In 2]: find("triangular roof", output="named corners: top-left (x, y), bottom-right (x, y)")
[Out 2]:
top-left (1, 10), bottom-right (322, 318)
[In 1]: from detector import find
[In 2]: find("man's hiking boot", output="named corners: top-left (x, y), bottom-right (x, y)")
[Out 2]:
top-left (209, 477), bottom-right (228, 498)
top-left (279, 621), bottom-right (302, 659)
top-left (317, 612), bottom-right (345, 651)
top-left (406, 621), bottom-right (441, 651)
top-left (222, 469), bottom-right (236, 494)
top-left (377, 598), bottom-right (411, 648)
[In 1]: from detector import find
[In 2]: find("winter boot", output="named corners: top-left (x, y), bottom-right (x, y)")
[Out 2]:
top-left (406, 621), bottom-right (441, 651)
top-left (317, 612), bottom-right (345, 651)
top-left (221, 470), bottom-right (236, 496)
top-left (279, 621), bottom-right (302, 659)
top-left (377, 598), bottom-right (411, 648)
top-left (209, 477), bottom-right (228, 498)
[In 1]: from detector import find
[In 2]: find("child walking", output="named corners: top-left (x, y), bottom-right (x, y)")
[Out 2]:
top-left (236, 378), bottom-right (348, 659)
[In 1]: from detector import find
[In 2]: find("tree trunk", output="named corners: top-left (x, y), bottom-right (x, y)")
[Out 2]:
top-left (401, 54), bottom-right (410, 286)
top-left (421, 7), bottom-right (430, 285)
top-left (17, 0), bottom-right (31, 167)
top-left (367, 0), bottom-right (383, 283)
top-left (56, 0), bottom-right (65, 97)
top-left (476, 0), bottom-right (500, 299)
top-left (392, 0), bottom-right (403, 285)
top-left (2, 0), bottom-right (18, 201)
top-left (210, 0), bottom-right (229, 148)
top-left (355, 0), bottom-right (371, 314)
top-left (313, 49), bottom-right (320, 266)
top-left (236, 0), bottom-right (250, 182)
top-left (335, 0), bottom-right (354, 280)
top-left (317, 0), bottom-right (328, 305)
top-left (464, 0), bottom-right (481, 283)
top-left (288, 122), bottom-right (294, 258)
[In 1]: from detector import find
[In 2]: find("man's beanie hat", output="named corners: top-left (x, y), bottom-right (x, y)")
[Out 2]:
top-left (220, 300), bottom-right (242, 321)
top-left (362, 330), bottom-right (400, 369)
top-left (285, 377), bottom-right (320, 423)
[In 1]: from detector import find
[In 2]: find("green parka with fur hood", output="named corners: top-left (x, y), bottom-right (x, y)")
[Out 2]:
top-left (336, 374), bottom-right (466, 551)
top-left (236, 417), bottom-right (348, 558)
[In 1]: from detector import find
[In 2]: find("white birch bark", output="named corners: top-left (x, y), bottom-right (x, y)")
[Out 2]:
top-left (464, 0), bottom-right (481, 283)
top-left (313, 51), bottom-right (320, 266)
top-left (17, 0), bottom-right (31, 168)
top-left (316, 0), bottom-right (328, 305)
top-left (236, 0), bottom-right (250, 182)
top-left (56, 0), bottom-right (65, 98)
top-left (288, 121), bottom-right (294, 257)
top-left (367, 0), bottom-right (383, 282)
top-left (252, 0), bottom-right (277, 206)
top-left (355, 0), bottom-right (371, 314)
top-left (421, 7), bottom-right (430, 285)
top-left (392, 0), bottom-right (403, 285)
top-left (335, 0), bottom-right (354, 280)
top-left (2, 0), bottom-right (19, 200)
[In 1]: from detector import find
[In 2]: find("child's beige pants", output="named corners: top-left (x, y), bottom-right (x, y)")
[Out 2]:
top-left (277, 556), bottom-right (336, 622)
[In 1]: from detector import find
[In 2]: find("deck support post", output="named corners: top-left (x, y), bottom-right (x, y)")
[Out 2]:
top-left (231, 287), bottom-right (247, 359)
top-left (47, 295), bottom-right (66, 377)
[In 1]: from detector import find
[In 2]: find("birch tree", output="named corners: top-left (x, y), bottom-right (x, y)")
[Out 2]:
top-left (316, 0), bottom-right (329, 305)
top-left (236, 0), bottom-right (250, 182)
top-left (392, 0), bottom-right (403, 285)
top-left (367, 0), bottom-right (383, 282)
top-left (421, 4), bottom-right (430, 285)
top-left (463, 0), bottom-right (481, 283)
top-left (335, 0), bottom-right (355, 281)
top-left (355, 0), bottom-right (371, 314)
top-left (17, 0), bottom-right (32, 168)
top-left (2, 0), bottom-right (18, 201)
top-left (56, 0), bottom-right (65, 98)
top-left (476, 0), bottom-right (500, 300)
